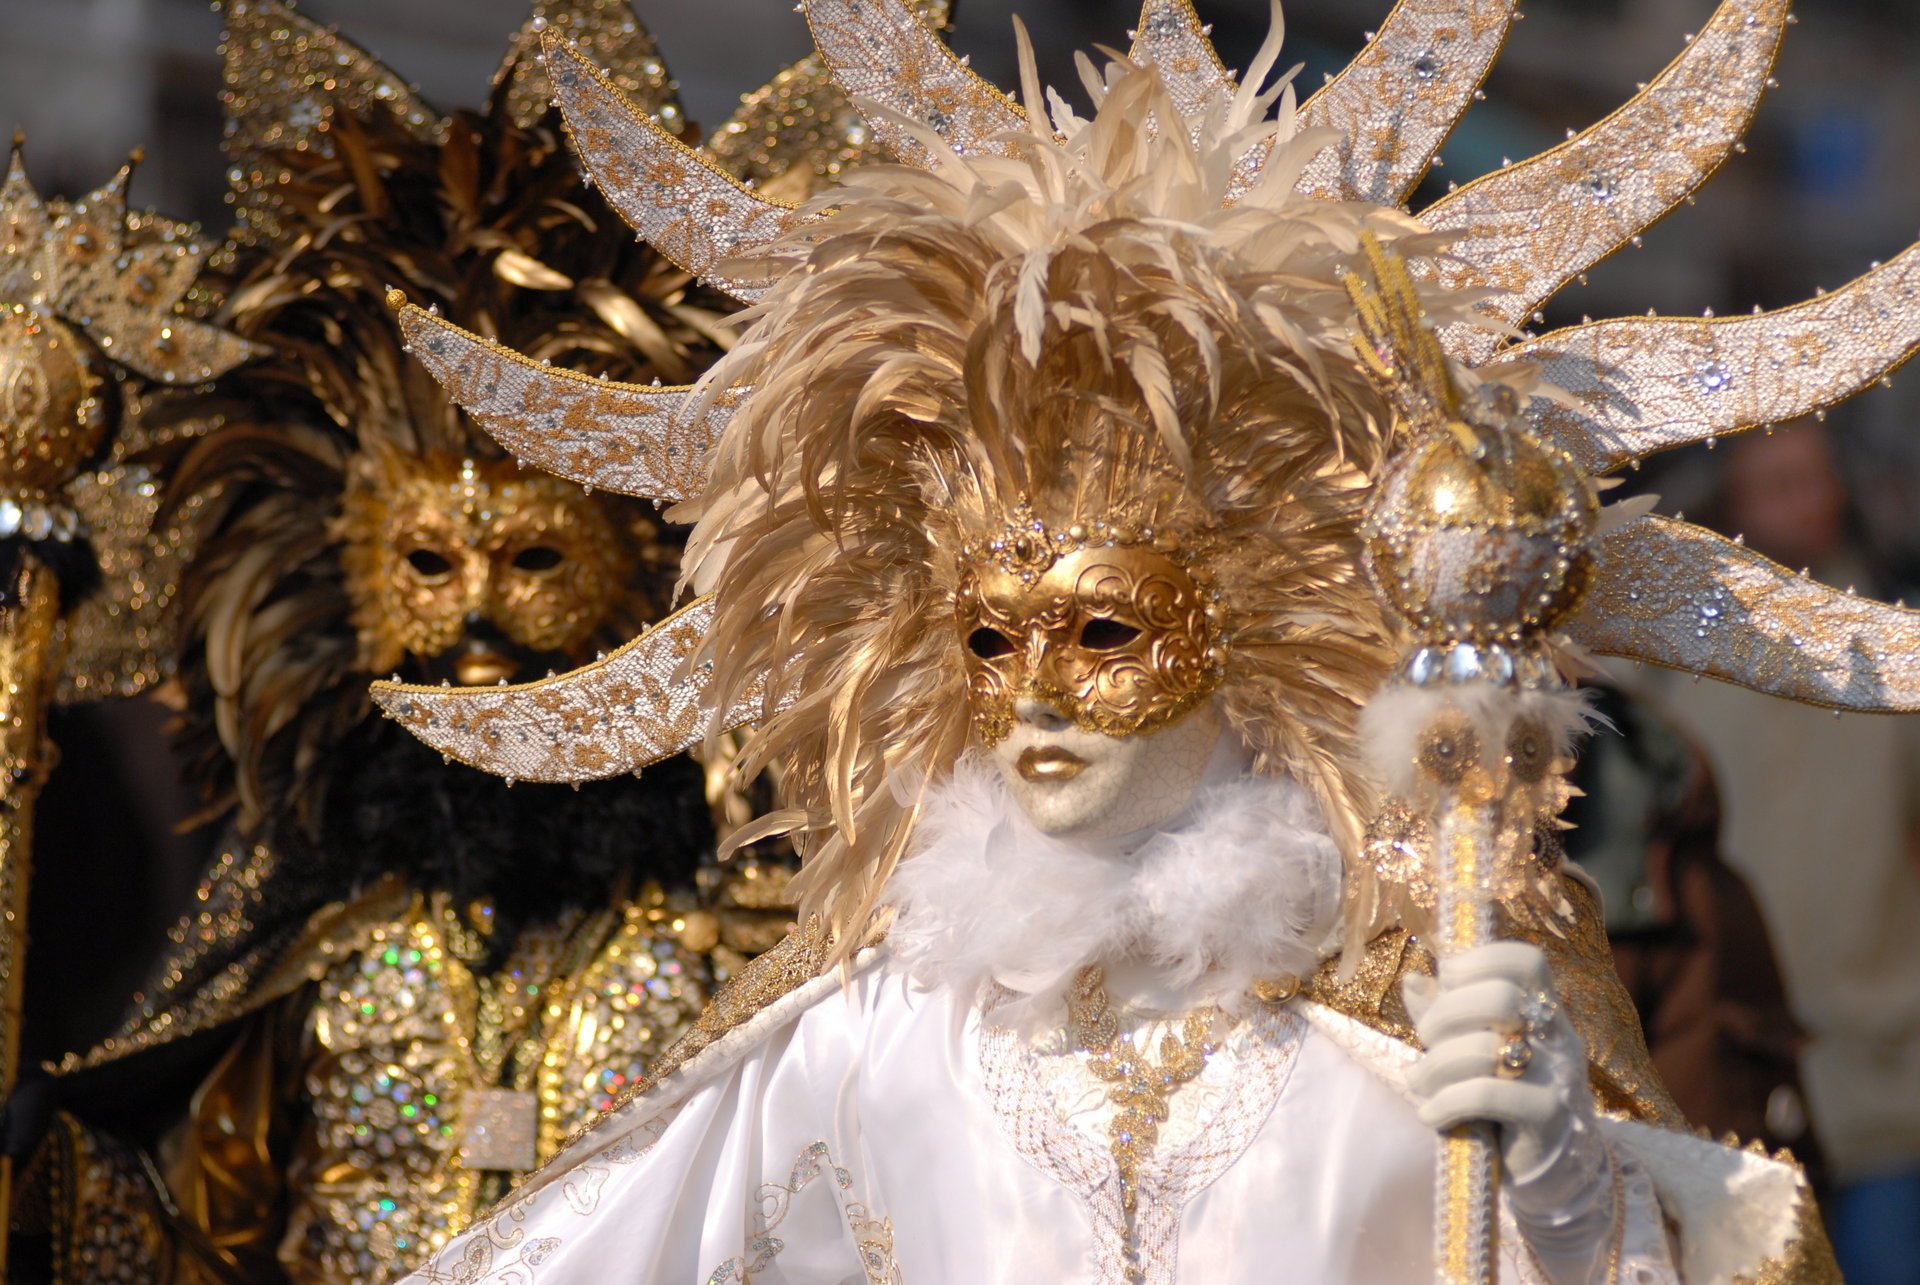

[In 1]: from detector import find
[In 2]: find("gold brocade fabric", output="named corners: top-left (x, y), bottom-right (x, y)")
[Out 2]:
top-left (15, 1114), bottom-right (173, 1283)
top-left (38, 880), bottom-right (784, 1284)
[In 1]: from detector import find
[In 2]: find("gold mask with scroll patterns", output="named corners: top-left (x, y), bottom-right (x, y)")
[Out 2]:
top-left (956, 511), bottom-right (1227, 747)
top-left (336, 451), bottom-right (637, 677)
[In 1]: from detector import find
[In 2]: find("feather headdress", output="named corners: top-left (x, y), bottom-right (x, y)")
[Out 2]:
top-left (673, 32), bottom-right (1490, 947)
top-left (381, 0), bottom-right (1920, 964)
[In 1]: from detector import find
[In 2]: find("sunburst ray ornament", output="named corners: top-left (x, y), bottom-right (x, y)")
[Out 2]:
top-left (377, 0), bottom-right (1920, 793)
top-left (0, 138), bottom-right (266, 702)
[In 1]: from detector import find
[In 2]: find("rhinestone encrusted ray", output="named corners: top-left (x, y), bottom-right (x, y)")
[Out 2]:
top-left (1514, 246), bottom-right (1920, 477)
top-left (370, 596), bottom-right (771, 783)
top-left (393, 298), bottom-right (734, 502)
top-left (1568, 516), bottom-right (1920, 713)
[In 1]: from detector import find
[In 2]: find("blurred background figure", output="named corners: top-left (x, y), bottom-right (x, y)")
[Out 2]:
top-left (1562, 685), bottom-right (1820, 1178)
top-left (1650, 420), bottom-right (1920, 1285)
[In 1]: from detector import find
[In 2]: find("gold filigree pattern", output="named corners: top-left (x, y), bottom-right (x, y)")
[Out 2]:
top-left (959, 544), bottom-right (1224, 747)
top-left (980, 986), bottom-right (1306, 1284)
top-left (1515, 245), bottom-right (1920, 476)
top-left (546, 35), bottom-right (801, 303)
top-left (1065, 969), bottom-right (1218, 1222)
top-left (1570, 515), bottom-right (1920, 712)
top-left (395, 302), bottom-right (732, 502)
top-left (703, 1141), bottom-right (902, 1285)
top-left (371, 596), bottom-right (770, 783)
top-left (1423, 0), bottom-right (1790, 363)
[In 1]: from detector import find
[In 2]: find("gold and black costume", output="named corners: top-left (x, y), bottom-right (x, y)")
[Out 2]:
top-left (5, 0), bottom-right (934, 1277)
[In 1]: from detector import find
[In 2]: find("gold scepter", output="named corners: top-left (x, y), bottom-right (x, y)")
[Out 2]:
top-left (1348, 236), bottom-right (1601, 1284)
top-left (0, 139), bottom-right (260, 1271)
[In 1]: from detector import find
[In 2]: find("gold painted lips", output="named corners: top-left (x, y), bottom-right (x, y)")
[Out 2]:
top-left (453, 645), bottom-right (520, 687)
top-left (1016, 745), bottom-right (1088, 784)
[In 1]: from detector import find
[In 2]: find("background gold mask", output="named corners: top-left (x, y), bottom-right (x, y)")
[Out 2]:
top-left (958, 544), bottom-right (1224, 746)
top-left (336, 452), bottom-right (635, 681)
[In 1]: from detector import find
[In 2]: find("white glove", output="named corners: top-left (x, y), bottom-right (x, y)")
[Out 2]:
top-left (1405, 941), bottom-right (1616, 1283)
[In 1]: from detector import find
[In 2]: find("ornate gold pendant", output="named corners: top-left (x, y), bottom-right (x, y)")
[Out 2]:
top-left (1066, 968), bottom-right (1218, 1219)
top-left (461, 1087), bottom-right (538, 1172)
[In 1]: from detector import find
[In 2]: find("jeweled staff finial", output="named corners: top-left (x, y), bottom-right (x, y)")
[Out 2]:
top-left (1350, 235), bottom-right (1601, 1285)
top-left (1350, 235), bottom-right (1599, 658)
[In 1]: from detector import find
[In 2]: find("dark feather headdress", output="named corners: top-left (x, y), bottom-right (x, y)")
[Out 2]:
top-left (158, 0), bottom-right (901, 837)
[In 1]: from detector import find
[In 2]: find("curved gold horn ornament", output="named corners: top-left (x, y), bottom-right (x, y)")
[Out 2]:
top-left (393, 300), bottom-right (732, 501)
top-left (1515, 245), bottom-right (1920, 477)
top-left (1569, 516), bottom-right (1920, 712)
top-left (1422, 0), bottom-right (1790, 364)
top-left (544, 33), bottom-right (800, 303)
top-left (370, 596), bottom-right (769, 782)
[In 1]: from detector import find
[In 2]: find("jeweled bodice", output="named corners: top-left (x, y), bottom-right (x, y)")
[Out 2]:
top-left (288, 886), bottom-right (714, 1281)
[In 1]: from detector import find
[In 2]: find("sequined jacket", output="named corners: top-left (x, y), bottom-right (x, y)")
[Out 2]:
top-left (18, 849), bottom-right (793, 1284)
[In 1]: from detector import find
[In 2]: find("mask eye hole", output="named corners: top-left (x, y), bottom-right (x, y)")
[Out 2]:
top-left (405, 549), bottom-right (454, 580)
top-left (513, 545), bottom-right (564, 572)
top-left (1079, 618), bottom-right (1142, 650)
top-left (967, 627), bottom-right (1015, 659)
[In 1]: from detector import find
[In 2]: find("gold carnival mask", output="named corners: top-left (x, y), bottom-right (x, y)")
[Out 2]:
top-left (957, 514), bottom-right (1226, 746)
top-left (336, 452), bottom-right (634, 681)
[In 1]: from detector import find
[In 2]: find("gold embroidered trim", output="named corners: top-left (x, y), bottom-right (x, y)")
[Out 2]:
top-left (1065, 968), bottom-right (1219, 1225)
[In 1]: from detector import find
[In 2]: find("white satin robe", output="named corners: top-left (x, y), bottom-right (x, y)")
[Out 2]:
top-left (400, 947), bottom-right (1679, 1284)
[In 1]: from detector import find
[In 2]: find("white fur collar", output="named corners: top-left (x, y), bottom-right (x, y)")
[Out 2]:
top-left (882, 756), bottom-right (1342, 1028)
